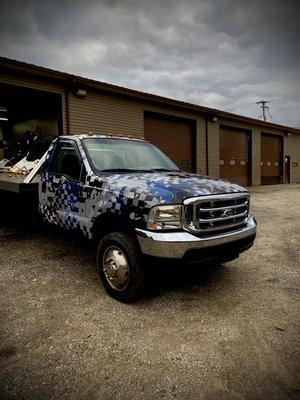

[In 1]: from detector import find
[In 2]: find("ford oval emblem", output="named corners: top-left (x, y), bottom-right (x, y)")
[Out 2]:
top-left (221, 209), bottom-right (234, 218)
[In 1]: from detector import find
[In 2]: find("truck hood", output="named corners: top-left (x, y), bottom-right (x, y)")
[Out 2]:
top-left (100, 171), bottom-right (248, 204)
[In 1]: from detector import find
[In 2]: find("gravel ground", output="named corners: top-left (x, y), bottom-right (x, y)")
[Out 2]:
top-left (0, 185), bottom-right (299, 400)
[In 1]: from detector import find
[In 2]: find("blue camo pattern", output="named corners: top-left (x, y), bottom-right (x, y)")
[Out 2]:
top-left (39, 135), bottom-right (248, 238)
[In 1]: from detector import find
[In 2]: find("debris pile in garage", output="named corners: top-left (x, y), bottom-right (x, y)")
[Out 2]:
top-left (0, 126), bottom-right (48, 176)
top-left (0, 157), bottom-right (40, 176)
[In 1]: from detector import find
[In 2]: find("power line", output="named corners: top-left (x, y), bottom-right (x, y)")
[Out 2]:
top-left (256, 100), bottom-right (273, 122)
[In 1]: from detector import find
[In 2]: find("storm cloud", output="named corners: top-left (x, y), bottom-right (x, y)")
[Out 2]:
top-left (1, 0), bottom-right (299, 126)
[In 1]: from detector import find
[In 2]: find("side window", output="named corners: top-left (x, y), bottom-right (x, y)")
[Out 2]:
top-left (49, 141), bottom-right (82, 181)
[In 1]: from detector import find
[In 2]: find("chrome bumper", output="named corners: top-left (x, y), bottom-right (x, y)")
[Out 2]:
top-left (136, 214), bottom-right (257, 259)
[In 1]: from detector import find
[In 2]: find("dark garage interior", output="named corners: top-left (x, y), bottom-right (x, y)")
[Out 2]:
top-left (0, 83), bottom-right (62, 162)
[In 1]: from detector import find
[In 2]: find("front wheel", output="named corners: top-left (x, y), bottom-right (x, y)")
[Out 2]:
top-left (97, 232), bottom-right (144, 303)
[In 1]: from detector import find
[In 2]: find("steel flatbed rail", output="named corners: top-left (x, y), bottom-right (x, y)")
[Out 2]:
top-left (0, 173), bottom-right (39, 193)
top-left (0, 152), bottom-right (46, 193)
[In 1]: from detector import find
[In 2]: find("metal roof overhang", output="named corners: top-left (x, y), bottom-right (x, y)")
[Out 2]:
top-left (0, 56), bottom-right (299, 135)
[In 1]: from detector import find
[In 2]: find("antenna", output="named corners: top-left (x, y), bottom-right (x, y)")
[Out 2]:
top-left (256, 100), bottom-right (273, 122)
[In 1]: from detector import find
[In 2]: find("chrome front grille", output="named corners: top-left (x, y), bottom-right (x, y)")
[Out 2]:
top-left (183, 193), bottom-right (249, 234)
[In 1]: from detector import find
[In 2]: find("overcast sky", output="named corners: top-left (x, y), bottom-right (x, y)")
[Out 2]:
top-left (1, 0), bottom-right (299, 127)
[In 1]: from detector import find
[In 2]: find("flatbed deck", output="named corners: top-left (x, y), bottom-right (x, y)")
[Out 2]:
top-left (0, 173), bottom-right (39, 193)
top-left (0, 152), bottom-right (46, 194)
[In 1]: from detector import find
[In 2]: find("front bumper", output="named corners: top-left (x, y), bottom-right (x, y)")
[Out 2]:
top-left (136, 214), bottom-right (257, 260)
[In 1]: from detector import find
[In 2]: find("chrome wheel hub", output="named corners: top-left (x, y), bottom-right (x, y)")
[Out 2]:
top-left (102, 246), bottom-right (129, 291)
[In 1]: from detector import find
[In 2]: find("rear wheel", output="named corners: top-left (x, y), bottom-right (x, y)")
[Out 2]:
top-left (97, 232), bottom-right (144, 302)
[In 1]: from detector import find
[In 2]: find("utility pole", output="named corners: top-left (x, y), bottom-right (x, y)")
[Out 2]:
top-left (256, 100), bottom-right (272, 122)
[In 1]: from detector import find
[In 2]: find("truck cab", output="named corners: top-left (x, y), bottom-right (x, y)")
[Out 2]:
top-left (39, 134), bottom-right (257, 302)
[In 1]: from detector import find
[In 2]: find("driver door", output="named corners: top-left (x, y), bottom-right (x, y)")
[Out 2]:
top-left (42, 140), bottom-right (86, 230)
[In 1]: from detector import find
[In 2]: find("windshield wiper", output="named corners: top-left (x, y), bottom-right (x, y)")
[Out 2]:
top-left (101, 168), bottom-right (179, 173)
top-left (149, 168), bottom-right (179, 172)
top-left (101, 168), bottom-right (151, 172)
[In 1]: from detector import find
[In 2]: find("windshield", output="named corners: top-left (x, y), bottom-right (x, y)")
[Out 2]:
top-left (82, 138), bottom-right (179, 172)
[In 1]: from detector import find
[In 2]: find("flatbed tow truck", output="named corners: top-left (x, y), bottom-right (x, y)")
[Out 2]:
top-left (0, 134), bottom-right (256, 302)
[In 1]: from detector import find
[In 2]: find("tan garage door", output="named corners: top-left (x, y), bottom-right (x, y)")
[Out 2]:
top-left (144, 112), bottom-right (195, 173)
top-left (220, 127), bottom-right (249, 186)
top-left (261, 134), bottom-right (282, 185)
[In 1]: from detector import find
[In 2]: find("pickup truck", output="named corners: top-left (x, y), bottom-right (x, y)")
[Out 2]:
top-left (2, 134), bottom-right (257, 302)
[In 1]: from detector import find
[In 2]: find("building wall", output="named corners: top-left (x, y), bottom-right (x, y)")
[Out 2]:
top-left (207, 121), bottom-right (220, 178)
top-left (195, 118), bottom-right (206, 175)
top-left (252, 128), bottom-right (261, 186)
top-left (68, 89), bottom-right (207, 175)
top-left (216, 118), bottom-right (300, 185)
top-left (1, 70), bottom-right (300, 184)
top-left (285, 133), bottom-right (300, 183)
top-left (68, 90), bottom-right (144, 137)
top-left (70, 89), bottom-right (300, 184)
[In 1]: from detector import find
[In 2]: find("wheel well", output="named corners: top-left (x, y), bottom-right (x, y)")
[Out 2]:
top-left (92, 212), bottom-right (131, 240)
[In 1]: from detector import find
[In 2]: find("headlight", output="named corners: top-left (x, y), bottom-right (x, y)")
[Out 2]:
top-left (147, 205), bottom-right (182, 230)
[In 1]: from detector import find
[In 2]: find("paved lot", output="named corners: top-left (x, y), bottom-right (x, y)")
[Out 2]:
top-left (0, 185), bottom-right (299, 399)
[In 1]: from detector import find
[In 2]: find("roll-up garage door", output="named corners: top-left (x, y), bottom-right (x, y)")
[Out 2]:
top-left (261, 134), bottom-right (282, 185)
top-left (144, 112), bottom-right (195, 173)
top-left (219, 127), bottom-right (249, 186)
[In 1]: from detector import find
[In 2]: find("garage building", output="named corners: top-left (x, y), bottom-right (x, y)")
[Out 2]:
top-left (1, 57), bottom-right (299, 186)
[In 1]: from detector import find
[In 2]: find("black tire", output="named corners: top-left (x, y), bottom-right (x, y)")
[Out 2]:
top-left (97, 232), bottom-right (144, 303)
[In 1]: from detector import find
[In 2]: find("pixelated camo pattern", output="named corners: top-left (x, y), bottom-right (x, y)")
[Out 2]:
top-left (39, 135), bottom-right (247, 238)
